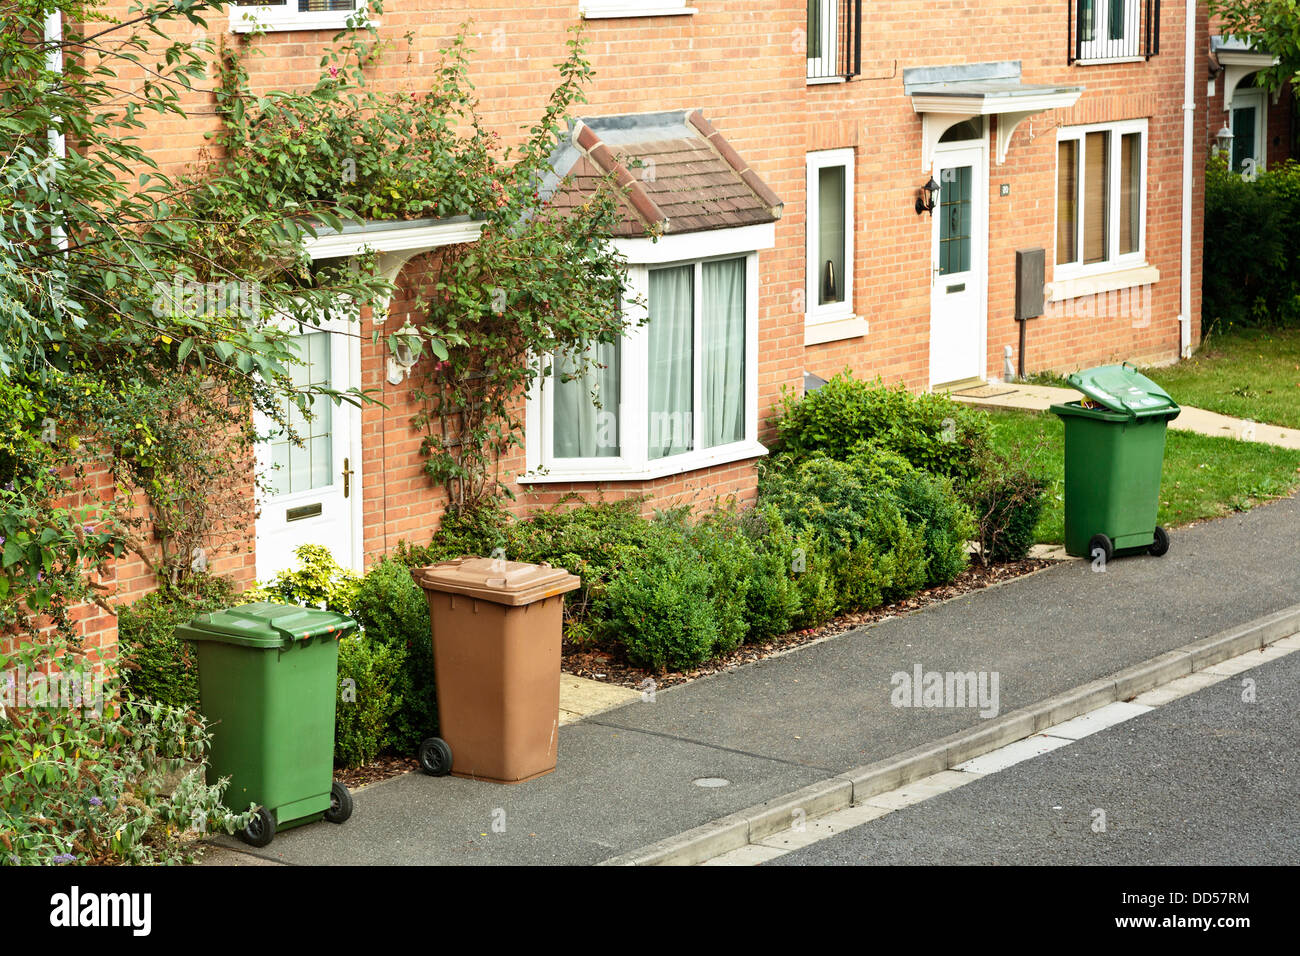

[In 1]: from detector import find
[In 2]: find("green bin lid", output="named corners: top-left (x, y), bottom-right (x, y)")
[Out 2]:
top-left (175, 602), bottom-right (357, 649)
top-left (1066, 363), bottom-right (1180, 420)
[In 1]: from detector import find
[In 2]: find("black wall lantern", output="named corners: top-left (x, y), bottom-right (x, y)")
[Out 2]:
top-left (915, 176), bottom-right (940, 216)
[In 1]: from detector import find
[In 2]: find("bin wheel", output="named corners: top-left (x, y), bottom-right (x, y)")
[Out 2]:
top-left (324, 781), bottom-right (353, 824)
top-left (1088, 533), bottom-right (1114, 564)
top-left (418, 737), bottom-right (453, 777)
top-left (239, 807), bottom-right (276, 848)
top-left (1149, 526), bottom-right (1170, 558)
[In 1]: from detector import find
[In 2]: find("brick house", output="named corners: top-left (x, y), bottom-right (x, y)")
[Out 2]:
top-left (37, 0), bottom-right (1210, 662)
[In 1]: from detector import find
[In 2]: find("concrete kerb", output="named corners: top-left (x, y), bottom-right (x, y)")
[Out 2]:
top-left (600, 601), bottom-right (1300, 866)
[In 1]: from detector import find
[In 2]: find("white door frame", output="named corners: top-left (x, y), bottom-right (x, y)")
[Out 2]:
top-left (253, 309), bottom-right (364, 581)
top-left (1229, 86), bottom-right (1268, 174)
top-left (928, 134), bottom-right (989, 388)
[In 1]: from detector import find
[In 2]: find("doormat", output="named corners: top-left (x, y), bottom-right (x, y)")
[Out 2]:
top-left (951, 384), bottom-right (1018, 398)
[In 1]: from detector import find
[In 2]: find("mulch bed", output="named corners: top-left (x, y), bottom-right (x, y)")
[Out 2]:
top-left (562, 558), bottom-right (1053, 691)
top-left (335, 557), bottom-right (1052, 789)
top-left (335, 754), bottom-right (420, 791)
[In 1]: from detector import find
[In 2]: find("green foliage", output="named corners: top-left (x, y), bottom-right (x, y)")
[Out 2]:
top-left (967, 448), bottom-right (1049, 564)
top-left (334, 634), bottom-right (407, 769)
top-left (242, 544), bottom-right (361, 615)
top-left (1208, 0), bottom-right (1300, 94)
top-left (774, 374), bottom-right (992, 481)
top-left (891, 471), bottom-right (976, 588)
top-left (117, 575), bottom-right (236, 709)
top-left (757, 453), bottom-right (949, 613)
top-left (0, 639), bottom-right (251, 865)
top-left (350, 560), bottom-right (436, 753)
top-left (601, 541), bottom-right (721, 672)
top-left (1203, 155), bottom-right (1300, 329)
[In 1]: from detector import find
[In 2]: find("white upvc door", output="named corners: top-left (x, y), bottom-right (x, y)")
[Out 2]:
top-left (1230, 87), bottom-right (1267, 177)
top-left (929, 142), bottom-right (988, 387)
top-left (254, 309), bottom-right (363, 581)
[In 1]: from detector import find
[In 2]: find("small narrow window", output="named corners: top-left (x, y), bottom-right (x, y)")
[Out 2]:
top-left (805, 149), bottom-right (855, 328)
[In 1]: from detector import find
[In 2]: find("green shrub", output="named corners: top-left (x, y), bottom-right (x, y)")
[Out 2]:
top-left (334, 634), bottom-right (407, 769)
top-left (117, 575), bottom-right (235, 709)
top-left (242, 544), bottom-right (360, 614)
top-left (891, 471), bottom-right (974, 587)
top-left (507, 497), bottom-right (681, 644)
top-left (757, 455), bottom-right (930, 613)
top-left (396, 501), bottom-right (514, 567)
top-left (774, 374), bottom-right (991, 481)
top-left (601, 541), bottom-right (721, 672)
top-left (350, 559), bottom-right (436, 753)
top-left (967, 450), bottom-right (1048, 564)
top-left (1204, 156), bottom-right (1300, 329)
top-left (734, 507), bottom-right (804, 641)
top-left (0, 639), bottom-right (251, 865)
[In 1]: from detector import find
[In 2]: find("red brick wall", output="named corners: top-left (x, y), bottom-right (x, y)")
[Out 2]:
top-left (52, 1), bottom-right (1207, 650)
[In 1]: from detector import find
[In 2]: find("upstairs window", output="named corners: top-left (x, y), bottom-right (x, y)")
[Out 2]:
top-left (229, 0), bottom-right (371, 33)
top-left (1070, 0), bottom-right (1160, 63)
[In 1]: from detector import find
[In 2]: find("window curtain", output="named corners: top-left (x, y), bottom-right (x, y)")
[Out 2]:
top-left (703, 258), bottom-right (746, 449)
top-left (553, 340), bottom-right (619, 458)
top-left (1119, 132), bottom-right (1141, 255)
top-left (1083, 130), bottom-right (1110, 264)
top-left (1057, 139), bottom-right (1078, 264)
top-left (817, 166), bottom-right (846, 305)
top-left (648, 265), bottom-right (694, 460)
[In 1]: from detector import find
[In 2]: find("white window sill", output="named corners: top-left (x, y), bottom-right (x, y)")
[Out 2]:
top-left (580, 5), bottom-right (696, 18)
top-left (1049, 264), bottom-right (1160, 302)
top-left (229, 10), bottom-right (374, 33)
top-left (1073, 56), bottom-right (1148, 66)
top-left (805, 314), bottom-right (868, 346)
top-left (806, 75), bottom-right (847, 86)
top-left (519, 440), bottom-right (768, 484)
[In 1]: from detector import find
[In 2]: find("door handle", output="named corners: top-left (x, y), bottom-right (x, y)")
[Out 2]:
top-left (342, 457), bottom-right (354, 498)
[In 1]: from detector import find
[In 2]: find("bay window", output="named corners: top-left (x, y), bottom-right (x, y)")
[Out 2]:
top-left (526, 233), bottom-right (766, 482)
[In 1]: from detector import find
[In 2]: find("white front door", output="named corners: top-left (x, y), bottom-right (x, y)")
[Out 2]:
top-left (929, 143), bottom-right (987, 387)
top-left (254, 311), bottom-right (362, 581)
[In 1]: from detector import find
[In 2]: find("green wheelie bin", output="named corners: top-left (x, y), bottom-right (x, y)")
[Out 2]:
top-left (1050, 363), bottom-right (1181, 562)
top-left (176, 602), bottom-right (356, 847)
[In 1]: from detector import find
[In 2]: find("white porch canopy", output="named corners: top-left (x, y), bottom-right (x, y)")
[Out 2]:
top-left (906, 61), bottom-right (1083, 170)
top-left (1212, 35), bottom-right (1281, 111)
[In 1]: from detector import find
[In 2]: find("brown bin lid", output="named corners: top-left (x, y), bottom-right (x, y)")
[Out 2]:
top-left (412, 557), bottom-right (581, 606)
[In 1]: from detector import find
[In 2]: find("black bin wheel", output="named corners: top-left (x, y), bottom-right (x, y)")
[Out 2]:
top-left (324, 780), bottom-right (353, 824)
top-left (1149, 526), bottom-right (1170, 557)
top-left (239, 806), bottom-right (276, 848)
top-left (1088, 533), bottom-right (1114, 564)
top-left (418, 737), bottom-right (453, 777)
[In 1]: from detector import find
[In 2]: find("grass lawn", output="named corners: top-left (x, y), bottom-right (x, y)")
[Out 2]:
top-left (1138, 326), bottom-right (1300, 430)
top-left (985, 408), bottom-right (1300, 544)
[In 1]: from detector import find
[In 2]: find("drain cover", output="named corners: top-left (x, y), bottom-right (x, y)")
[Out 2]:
top-left (693, 777), bottom-right (730, 788)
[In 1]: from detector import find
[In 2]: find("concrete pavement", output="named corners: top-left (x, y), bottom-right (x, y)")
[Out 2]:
top-left (201, 493), bottom-right (1300, 866)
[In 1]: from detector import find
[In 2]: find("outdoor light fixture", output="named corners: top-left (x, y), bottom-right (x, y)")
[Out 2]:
top-left (386, 319), bottom-right (423, 385)
top-left (1215, 124), bottom-right (1234, 156)
top-left (915, 176), bottom-right (940, 216)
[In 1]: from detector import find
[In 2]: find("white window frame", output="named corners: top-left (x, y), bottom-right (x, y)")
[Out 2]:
top-left (805, 148), bottom-right (856, 332)
top-left (1076, 0), bottom-right (1144, 63)
top-left (522, 227), bottom-right (770, 484)
top-left (806, 0), bottom-right (841, 83)
top-left (228, 1), bottom-right (374, 34)
top-left (579, 1), bottom-right (696, 18)
top-left (1054, 118), bottom-right (1149, 280)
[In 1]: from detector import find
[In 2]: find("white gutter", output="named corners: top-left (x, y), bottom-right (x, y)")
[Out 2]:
top-left (1177, 0), bottom-right (1195, 358)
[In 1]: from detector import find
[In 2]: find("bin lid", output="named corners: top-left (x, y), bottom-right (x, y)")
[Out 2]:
top-left (413, 557), bottom-right (581, 607)
top-left (175, 602), bottom-right (358, 649)
top-left (1066, 363), bottom-right (1180, 420)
